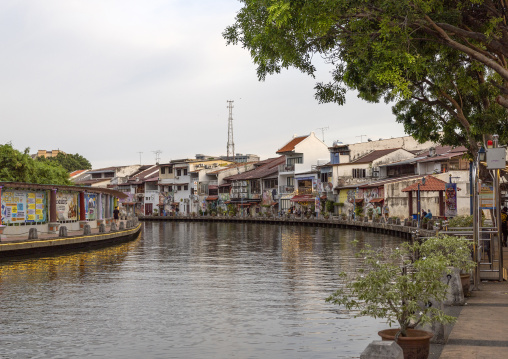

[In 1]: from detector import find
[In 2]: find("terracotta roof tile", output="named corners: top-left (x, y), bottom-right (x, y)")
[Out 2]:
top-left (352, 148), bottom-right (401, 164)
top-left (276, 135), bottom-right (308, 153)
top-left (402, 176), bottom-right (447, 192)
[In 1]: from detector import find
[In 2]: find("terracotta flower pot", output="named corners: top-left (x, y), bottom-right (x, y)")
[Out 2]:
top-left (378, 328), bottom-right (433, 359)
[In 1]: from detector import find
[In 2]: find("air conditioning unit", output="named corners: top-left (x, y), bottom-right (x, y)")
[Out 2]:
top-left (242, 181), bottom-right (247, 186)
top-left (175, 176), bottom-right (179, 179)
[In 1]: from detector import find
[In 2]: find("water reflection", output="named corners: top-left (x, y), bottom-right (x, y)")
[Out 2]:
top-left (0, 223), bottom-right (401, 359)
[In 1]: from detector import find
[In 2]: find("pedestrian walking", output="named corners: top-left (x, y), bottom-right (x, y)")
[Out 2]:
top-left (383, 202), bottom-right (389, 220)
top-left (113, 206), bottom-right (120, 225)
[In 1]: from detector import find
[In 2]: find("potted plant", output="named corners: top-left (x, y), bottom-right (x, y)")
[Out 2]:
top-left (418, 235), bottom-right (476, 297)
top-left (326, 236), bottom-right (473, 358)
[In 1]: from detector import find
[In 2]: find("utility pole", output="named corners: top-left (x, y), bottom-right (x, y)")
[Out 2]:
top-left (315, 126), bottom-right (329, 142)
top-left (227, 100), bottom-right (235, 161)
top-left (356, 135), bottom-right (367, 143)
top-left (137, 152), bottom-right (143, 165)
top-left (152, 150), bottom-right (162, 164)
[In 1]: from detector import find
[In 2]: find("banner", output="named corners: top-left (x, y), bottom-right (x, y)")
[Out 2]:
top-left (445, 183), bottom-right (458, 217)
top-left (56, 193), bottom-right (78, 221)
top-left (479, 183), bottom-right (494, 209)
top-left (1, 190), bottom-right (47, 224)
top-left (85, 193), bottom-right (97, 220)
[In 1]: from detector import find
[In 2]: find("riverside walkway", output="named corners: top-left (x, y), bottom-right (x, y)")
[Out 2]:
top-left (433, 246), bottom-right (508, 359)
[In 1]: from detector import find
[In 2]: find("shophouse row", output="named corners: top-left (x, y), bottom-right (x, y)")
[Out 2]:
top-left (71, 133), bottom-right (472, 220)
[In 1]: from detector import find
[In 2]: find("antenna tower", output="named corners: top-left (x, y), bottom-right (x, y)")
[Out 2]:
top-left (316, 126), bottom-right (329, 142)
top-left (226, 100), bottom-right (235, 161)
top-left (152, 150), bottom-right (162, 164)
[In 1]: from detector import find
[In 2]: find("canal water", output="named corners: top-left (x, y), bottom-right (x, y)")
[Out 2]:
top-left (0, 222), bottom-right (403, 359)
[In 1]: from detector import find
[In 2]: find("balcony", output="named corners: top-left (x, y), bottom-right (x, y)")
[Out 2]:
top-left (278, 164), bottom-right (295, 173)
top-left (297, 187), bottom-right (313, 195)
top-left (279, 185), bottom-right (294, 194)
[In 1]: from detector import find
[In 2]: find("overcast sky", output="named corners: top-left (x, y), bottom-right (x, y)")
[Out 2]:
top-left (1, 0), bottom-right (407, 169)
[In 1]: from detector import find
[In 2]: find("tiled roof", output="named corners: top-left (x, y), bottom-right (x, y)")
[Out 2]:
top-left (69, 169), bottom-right (88, 177)
top-left (276, 135), bottom-right (308, 154)
top-left (402, 176), bottom-right (447, 192)
top-left (225, 156), bottom-right (285, 181)
top-left (351, 148), bottom-right (400, 164)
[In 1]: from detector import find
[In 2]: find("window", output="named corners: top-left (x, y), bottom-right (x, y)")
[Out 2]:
top-left (320, 172), bottom-right (329, 183)
top-left (352, 168), bottom-right (366, 178)
top-left (161, 167), bottom-right (165, 174)
top-left (91, 173), bottom-right (102, 179)
top-left (177, 169), bottom-right (182, 176)
top-left (184, 184), bottom-right (188, 191)
top-left (178, 186), bottom-right (182, 191)
top-left (168, 186), bottom-right (172, 192)
top-left (183, 169), bottom-right (188, 175)
top-left (287, 157), bottom-right (303, 165)
top-left (104, 172), bottom-right (114, 178)
top-left (251, 180), bottom-right (260, 194)
top-left (168, 166), bottom-right (173, 174)
top-left (286, 177), bottom-right (294, 186)
top-left (264, 179), bottom-right (277, 188)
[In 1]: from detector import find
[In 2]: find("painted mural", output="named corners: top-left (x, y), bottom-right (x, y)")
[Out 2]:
top-left (445, 183), bottom-right (458, 217)
top-left (56, 192), bottom-right (78, 221)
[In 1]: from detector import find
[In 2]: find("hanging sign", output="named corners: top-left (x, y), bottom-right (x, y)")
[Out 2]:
top-left (445, 183), bottom-right (457, 217)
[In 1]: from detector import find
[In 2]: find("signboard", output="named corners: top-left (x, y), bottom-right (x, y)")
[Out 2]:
top-left (479, 183), bottom-right (494, 209)
top-left (486, 148), bottom-right (506, 169)
top-left (1, 190), bottom-right (47, 224)
top-left (445, 183), bottom-right (458, 217)
top-left (56, 193), bottom-right (78, 221)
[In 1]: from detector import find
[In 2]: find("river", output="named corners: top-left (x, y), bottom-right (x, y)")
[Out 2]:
top-left (0, 222), bottom-right (403, 359)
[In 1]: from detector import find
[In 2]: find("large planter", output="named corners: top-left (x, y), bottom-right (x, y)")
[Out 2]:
top-left (460, 273), bottom-right (471, 297)
top-left (378, 328), bottom-right (433, 359)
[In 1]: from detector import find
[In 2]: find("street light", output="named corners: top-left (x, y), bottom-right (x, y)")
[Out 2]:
top-left (478, 146), bottom-right (486, 162)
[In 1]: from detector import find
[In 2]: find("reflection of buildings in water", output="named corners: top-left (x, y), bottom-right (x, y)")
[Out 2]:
top-left (0, 234), bottom-right (141, 286)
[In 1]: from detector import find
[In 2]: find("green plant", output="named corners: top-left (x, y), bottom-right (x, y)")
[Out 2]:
top-left (447, 215), bottom-right (474, 228)
top-left (325, 200), bottom-right (334, 213)
top-left (367, 208), bottom-right (374, 218)
top-left (419, 235), bottom-right (476, 273)
top-left (326, 236), bottom-right (472, 337)
top-left (354, 206), bottom-right (363, 217)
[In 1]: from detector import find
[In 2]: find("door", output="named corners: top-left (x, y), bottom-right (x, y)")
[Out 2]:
top-left (145, 203), bottom-right (153, 215)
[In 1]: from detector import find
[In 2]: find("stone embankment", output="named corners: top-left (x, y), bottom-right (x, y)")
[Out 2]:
top-left (140, 214), bottom-right (439, 240)
top-left (0, 218), bottom-right (142, 257)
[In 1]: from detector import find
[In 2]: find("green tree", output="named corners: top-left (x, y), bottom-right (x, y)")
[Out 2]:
top-left (224, 0), bottom-right (508, 154)
top-left (37, 152), bottom-right (92, 172)
top-left (0, 143), bottom-right (71, 185)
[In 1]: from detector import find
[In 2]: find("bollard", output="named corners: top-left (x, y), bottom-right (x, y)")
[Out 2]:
top-left (83, 224), bottom-right (91, 235)
top-left (119, 222), bottom-right (125, 230)
top-left (59, 226), bottom-right (68, 237)
top-left (360, 341), bottom-right (403, 359)
top-left (28, 228), bottom-right (38, 239)
top-left (99, 223), bottom-right (106, 233)
top-left (110, 223), bottom-right (117, 232)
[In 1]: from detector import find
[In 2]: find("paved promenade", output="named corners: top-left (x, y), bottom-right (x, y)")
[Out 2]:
top-left (435, 247), bottom-right (508, 358)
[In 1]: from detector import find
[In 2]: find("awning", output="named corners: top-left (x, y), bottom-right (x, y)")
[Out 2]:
top-left (291, 194), bottom-right (316, 203)
top-left (355, 198), bottom-right (364, 203)
top-left (369, 198), bottom-right (384, 203)
top-left (208, 185), bottom-right (218, 190)
top-left (206, 196), bottom-right (218, 201)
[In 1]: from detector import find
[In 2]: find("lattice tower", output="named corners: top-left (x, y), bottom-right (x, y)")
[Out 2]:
top-left (226, 100), bottom-right (235, 161)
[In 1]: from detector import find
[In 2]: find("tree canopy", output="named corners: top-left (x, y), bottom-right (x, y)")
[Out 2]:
top-left (224, 0), bottom-right (508, 154)
top-left (37, 152), bottom-right (92, 172)
top-left (0, 144), bottom-right (71, 185)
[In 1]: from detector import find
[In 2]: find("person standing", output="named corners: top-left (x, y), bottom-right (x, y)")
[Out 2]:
top-left (383, 202), bottom-right (389, 220)
top-left (113, 206), bottom-right (120, 225)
